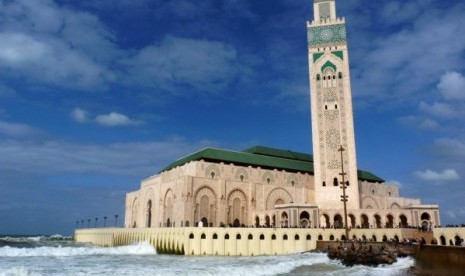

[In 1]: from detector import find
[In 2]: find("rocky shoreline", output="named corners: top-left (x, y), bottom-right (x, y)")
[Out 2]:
top-left (325, 241), bottom-right (412, 267)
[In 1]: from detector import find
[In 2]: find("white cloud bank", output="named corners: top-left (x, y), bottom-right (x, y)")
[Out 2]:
top-left (414, 169), bottom-right (460, 182)
top-left (0, 120), bottom-right (42, 137)
top-left (438, 71), bottom-right (465, 100)
top-left (71, 108), bottom-right (141, 127)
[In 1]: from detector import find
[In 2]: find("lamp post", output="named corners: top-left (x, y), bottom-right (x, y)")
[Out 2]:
top-left (81, 219), bottom-right (84, 228)
top-left (338, 145), bottom-right (349, 240)
top-left (104, 216), bottom-right (107, 227)
top-left (114, 214), bottom-right (118, 227)
top-left (95, 217), bottom-right (98, 228)
top-left (76, 220), bottom-right (79, 229)
top-left (87, 219), bottom-right (91, 228)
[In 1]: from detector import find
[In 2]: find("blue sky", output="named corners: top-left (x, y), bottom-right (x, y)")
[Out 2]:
top-left (0, 0), bottom-right (464, 235)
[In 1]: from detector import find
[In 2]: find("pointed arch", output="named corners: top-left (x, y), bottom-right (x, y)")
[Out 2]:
top-left (266, 188), bottom-right (293, 210)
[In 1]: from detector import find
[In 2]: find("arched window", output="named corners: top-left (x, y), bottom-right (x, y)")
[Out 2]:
top-left (248, 234), bottom-right (253, 240)
top-left (318, 235), bottom-right (323, 241)
top-left (335, 104), bottom-right (338, 109)
top-left (272, 234), bottom-right (276, 240)
top-left (323, 76), bottom-right (326, 80)
top-left (333, 177), bottom-right (338, 186)
top-left (329, 235), bottom-right (334, 241)
top-left (295, 234), bottom-right (300, 240)
top-left (201, 233), bottom-right (206, 239)
top-left (225, 234), bottom-right (230, 240)
top-left (325, 105), bottom-right (328, 110)
top-left (236, 234), bottom-right (241, 240)
top-left (189, 233), bottom-right (194, 239)
top-left (283, 234), bottom-right (288, 240)
top-left (332, 75), bottom-right (336, 79)
top-left (213, 233), bottom-right (218, 239)
top-left (306, 234), bottom-right (311, 240)
top-left (316, 74), bottom-right (321, 81)
top-left (260, 234), bottom-right (265, 240)
top-left (338, 72), bottom-right (343, 79)
top-left (322, 181), bottom-right (326, 187)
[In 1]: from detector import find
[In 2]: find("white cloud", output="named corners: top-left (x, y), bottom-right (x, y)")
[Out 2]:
top-left (95, 112), bottom-right (141, 127)
top-left (418, 101), bottom-right (456, 119)
top-left (123, 36), bottom-right (239, 93)
top-left (70, 108), bottom-right (141, 127)
top-left (0, 0), bottom-right (117, 90)
top-left (352, 3), bottom-right (465, 102)
top-left (0, 120), bottom-right (41, 137)
top-left (71, 108), bottom-right (89, 123)
top-left (414, 169), bottom-right (460, 182)
top-left (438, 71), bottom-right (465, 100)
top-left (0, 138), bottom-right (214, 177)
top-left (398, 115), bottom-right (438, 130)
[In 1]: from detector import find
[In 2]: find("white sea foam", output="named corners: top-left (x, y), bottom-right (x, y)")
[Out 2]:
top-left (0, 242), bottom-right (156, 257)
top-left (0, 266), bottom-right (39, 276)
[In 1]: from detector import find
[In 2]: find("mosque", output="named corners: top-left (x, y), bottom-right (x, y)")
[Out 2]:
top-left (124, 0), bottom-right (440, 232)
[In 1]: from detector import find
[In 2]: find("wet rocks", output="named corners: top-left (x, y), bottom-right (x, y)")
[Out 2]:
top-left (327, 242), bottom-right (398, 267)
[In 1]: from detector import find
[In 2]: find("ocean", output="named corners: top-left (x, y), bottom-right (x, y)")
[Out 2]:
top-left (0, 235), bottom-right (413, 276)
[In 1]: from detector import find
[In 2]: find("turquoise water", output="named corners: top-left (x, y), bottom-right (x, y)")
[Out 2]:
top-left (0, 236), bottom-right (412, 276)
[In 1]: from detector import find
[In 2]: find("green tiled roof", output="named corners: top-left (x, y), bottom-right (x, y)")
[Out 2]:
top-left (160, 146), bottom-right (384, 183)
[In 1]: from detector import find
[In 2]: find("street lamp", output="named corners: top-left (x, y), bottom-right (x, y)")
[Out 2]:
top-left (338, 145), bottom-right (349, 240)
top-left (87, 219), bottom-right (91, 228)
top-left (114, 214), bottom-right (119, 227)
top-left (95, 217), bottom-right (98, 228)
top-left (104, 216), bottom-right (107, 227)
top-left (81, 219), bottom-right (84, 228)
top-left (76, 220), bottom-right (79, 229)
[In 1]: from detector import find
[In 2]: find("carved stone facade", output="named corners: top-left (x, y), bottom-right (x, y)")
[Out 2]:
top-left (125, 149), bottom-right (440, 230)
top-left (124, 0), bottom-right (440, 231)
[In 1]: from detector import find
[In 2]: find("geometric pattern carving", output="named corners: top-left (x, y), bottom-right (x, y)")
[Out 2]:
top-left (261, 171), bottom-right (274, 184)
top-left (308, 24), bottom-right (347, 47)
top-left (319, 3), bottom-right (330, 20)
top-left (266, 188), bottom-right (292, 210)
top-left (324, 110), bottom-right (339, 121)
top-left (234, 168), bottom-right (249, 182)
top-left (325, 128), bottom-right (340, 149)
top-left (205, 164), bottom-right (220, 179)
top-left (324, 90), bottom-right (337, 102)
top-left (361, 196), bottom-right (379, 209)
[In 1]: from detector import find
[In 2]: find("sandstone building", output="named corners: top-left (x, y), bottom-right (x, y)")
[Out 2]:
top-left (124, 0), bottom-right (440, 232)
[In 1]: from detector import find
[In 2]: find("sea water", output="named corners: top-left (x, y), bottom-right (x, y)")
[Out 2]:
top-left (0, 235), bottom-right (413, 276)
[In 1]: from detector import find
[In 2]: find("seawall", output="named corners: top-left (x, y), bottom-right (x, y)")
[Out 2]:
top-left (75, 227), bottom-right (419, 256)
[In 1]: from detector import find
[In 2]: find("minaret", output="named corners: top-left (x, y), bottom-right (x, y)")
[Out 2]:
top-left (307, 0), bottom-right (360, 209)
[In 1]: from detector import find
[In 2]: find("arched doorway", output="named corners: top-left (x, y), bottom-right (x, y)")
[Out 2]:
top-left (399, 214), bottom-right (408, 228)
top-left (334, 214), bottom-right (343, 229)
top-left (320, 214), bottom-right (330, 228)
top-left (265, 215), bottom-right (270, 227)
top-left (420, 213), bottom-right (430, 231)
top-left (255, 216), bottom-right (260, 227)
top-left (361, 214), bottom-right (369, 228)
top-left (440, 235), bottom-right (446, 245)
top-left (374, 214), bottom-right (381, 228)
top-left (300, 211), bottom-right (310, 228)
top-left (201, 217), bottom-right (208, 227)
top-left (228, 189), bottom-right (247, 227)
top-left (233, 219), bottom-right (240, 227)
top-left (281, 212), bottom-right (289, 227)
top-left (348, 214), bottom-right (356, 228)
top-left (455, 235), bottom-right (462, 246)
top-left (146, 200), bottom-right (152, 228)
top-left (386, 214), bottom-right (394, 228)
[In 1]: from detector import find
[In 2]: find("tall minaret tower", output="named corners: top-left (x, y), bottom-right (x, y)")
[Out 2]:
top-left (307, 0), bottom-right (360, 209)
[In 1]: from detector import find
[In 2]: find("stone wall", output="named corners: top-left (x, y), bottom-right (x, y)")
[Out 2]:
top-left (74, 227), bottom-right (432, 256)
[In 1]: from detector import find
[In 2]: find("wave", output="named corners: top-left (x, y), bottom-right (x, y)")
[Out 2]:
top-left (0, 266), bottom-right (39, 276)
top-left (0, 242), bottom-right (157, 257)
